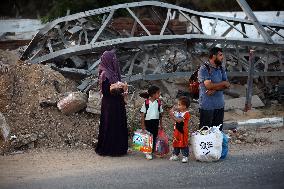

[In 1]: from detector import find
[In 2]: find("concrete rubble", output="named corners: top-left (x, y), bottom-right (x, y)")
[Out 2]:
top-left (10, 133), bottom-right (38, 150)
top-left (86, 90), bottom-right (101, 115)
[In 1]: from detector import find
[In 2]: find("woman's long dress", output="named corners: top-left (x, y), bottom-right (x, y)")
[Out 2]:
top-left (95, 78), bottom-right (128, 156)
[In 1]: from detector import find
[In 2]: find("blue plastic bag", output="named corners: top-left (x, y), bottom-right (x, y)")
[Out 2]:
top-left (220, 132), bottom-right (229, 159)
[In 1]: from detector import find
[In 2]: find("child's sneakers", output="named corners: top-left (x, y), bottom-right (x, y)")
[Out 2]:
top-left (169, 155), bottom-right (179, 161)
top-left (181, 156), bottom-right (188, 163)
top-left (145, 153), bottom-right (153, 160)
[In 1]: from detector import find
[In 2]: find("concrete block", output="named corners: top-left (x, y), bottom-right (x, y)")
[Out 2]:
top-left (225, 95), bottom-right (265, 111)
top-left (238, 117), bottom-right (283, 128)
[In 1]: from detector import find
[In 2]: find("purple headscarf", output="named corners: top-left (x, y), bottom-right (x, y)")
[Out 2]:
top-left (98, 50), bottom-right (121, 89)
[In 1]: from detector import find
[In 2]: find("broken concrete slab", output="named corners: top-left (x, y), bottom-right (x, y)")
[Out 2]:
top-left (224, 117), bottom-right (283, 130)
top-left (77, 78), bottom-right (98, 93)
top-left (86, 90), bottom-right (101, 115)
top-left (0, 113), bottom-right (10, 141)
top-left (225, 95), bottom-right (265, 111)
top-left (238, 117), bottom-right (283, 128)
top-left (58, 67), bottom-right (91, 77)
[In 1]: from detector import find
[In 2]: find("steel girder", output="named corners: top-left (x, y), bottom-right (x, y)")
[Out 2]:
top-left (21, 1), bottom-right (284, 81)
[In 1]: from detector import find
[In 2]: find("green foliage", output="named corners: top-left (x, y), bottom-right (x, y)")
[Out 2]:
top-left (38, 0), bottom-right (284, 23)
top-left (41, 0), bottom-right (133, 23)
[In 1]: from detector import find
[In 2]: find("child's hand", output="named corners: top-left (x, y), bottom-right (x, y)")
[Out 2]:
top-left (141, 122), bottom-right (146, 133)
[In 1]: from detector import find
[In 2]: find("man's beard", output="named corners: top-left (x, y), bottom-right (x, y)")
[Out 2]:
top-left (214, 59), bottom-right (222, 67)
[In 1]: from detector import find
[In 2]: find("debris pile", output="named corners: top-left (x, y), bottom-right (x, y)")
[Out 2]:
top-left (0, 50), bottom-right (100, 153)
top-left (227, 128), bottom-right (270, 146)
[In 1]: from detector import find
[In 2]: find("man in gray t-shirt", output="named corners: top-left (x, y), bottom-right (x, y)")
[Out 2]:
top-left (198, 47), bottom-right (230, 130)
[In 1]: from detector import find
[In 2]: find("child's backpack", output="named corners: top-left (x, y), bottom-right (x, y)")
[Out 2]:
top-left (144, 99), bottom-right (161, 117)
top-left (189, 63), bottom-right (210, 96)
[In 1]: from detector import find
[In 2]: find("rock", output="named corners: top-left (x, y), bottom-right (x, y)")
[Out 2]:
top-left (235, 140), bottom-right (242, 144)
top-left (11, 133), bottom-right (38, 149)
top-left (0, 113), bottom-right (10, 141)
top-left (28, 141), bottom-right (35, 149)
top-left (38, 132), bottom-right (46, 139)
top-left (39, 99), bottom-right (57, 108)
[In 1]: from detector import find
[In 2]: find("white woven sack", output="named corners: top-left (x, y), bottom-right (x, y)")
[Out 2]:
top-left (191, 127), bottom-right (223, 162)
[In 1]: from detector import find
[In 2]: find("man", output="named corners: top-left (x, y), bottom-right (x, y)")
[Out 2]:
top-left (198, 47), bottom-right (230, 131)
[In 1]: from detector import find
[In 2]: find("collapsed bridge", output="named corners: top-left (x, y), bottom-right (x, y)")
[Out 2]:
top-left (20, 0), bottom-right (284, 97)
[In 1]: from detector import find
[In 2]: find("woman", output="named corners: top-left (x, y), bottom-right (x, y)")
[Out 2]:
top-left (95, 50), bottom-right (128, 156)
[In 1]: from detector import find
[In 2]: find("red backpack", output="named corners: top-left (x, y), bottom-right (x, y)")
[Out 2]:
top-left (189, 63), bottom-right (224, 95)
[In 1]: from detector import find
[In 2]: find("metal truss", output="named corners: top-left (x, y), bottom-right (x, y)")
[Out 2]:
top-left (21, 0), bottom-right (284, 82)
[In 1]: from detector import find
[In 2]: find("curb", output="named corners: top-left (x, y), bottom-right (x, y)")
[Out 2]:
top-left (223, 117), bottom-right (284, 130)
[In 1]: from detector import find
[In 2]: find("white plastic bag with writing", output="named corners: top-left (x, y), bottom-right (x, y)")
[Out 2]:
top-left (191, 126), bottom-right (223, 162)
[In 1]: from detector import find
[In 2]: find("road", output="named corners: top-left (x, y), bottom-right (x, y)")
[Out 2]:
top-left (0, 147), bottom-right (283, 189)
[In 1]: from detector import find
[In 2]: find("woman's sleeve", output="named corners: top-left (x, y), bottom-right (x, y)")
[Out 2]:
top-left (102, 78), bottom-right (123, 96)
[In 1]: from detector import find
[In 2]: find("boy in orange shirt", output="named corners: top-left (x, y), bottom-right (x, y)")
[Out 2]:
top-left (169, 96), bottom-right (191, 163)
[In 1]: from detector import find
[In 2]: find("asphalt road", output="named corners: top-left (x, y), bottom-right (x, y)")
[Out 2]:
top-left (1, 150), bottom-right (283, 189)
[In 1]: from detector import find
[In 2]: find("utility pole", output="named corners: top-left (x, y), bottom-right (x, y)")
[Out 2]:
top-left (244, 49), bottom-right (255, 112)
